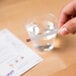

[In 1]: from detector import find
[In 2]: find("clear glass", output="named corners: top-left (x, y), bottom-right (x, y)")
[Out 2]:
top-left (25, 13), bottom-right (58, 51)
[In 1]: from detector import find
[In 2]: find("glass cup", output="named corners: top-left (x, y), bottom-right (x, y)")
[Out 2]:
top-left (25, 13), bottom-right (58, 51)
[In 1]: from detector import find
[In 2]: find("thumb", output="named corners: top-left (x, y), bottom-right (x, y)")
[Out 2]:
top-left (59, 17), bottom-right (76, 35)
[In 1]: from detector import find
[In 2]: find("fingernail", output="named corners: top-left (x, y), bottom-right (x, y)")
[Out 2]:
top-left (59, 27), bottom-right (68, 35)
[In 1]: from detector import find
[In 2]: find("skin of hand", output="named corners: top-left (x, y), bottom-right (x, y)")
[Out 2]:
top-left (58, 0), bottom-right (76, 35)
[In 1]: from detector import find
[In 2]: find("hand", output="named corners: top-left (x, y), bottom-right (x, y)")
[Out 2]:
top-left (58, 0), bottom-right (76, 35)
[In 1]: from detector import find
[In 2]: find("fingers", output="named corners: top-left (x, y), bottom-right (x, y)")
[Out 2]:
top-left (59, 17), bottom-right (76, 35)
top-left (58, 0), bottom-right (76, 28)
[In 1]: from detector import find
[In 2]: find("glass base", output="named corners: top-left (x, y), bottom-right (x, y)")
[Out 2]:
top-left (35, 44), bottom-right (54, 52)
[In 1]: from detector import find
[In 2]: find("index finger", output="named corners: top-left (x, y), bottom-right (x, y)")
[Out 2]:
top-left (58, 0), bottom-right (76, 28)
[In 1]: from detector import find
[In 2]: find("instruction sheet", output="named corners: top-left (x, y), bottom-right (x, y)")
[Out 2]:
top-left (0, 29), bottom-right (43, 76)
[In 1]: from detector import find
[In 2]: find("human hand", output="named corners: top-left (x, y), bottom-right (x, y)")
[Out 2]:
top-left (58, 0), bottom-right (76, 35)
